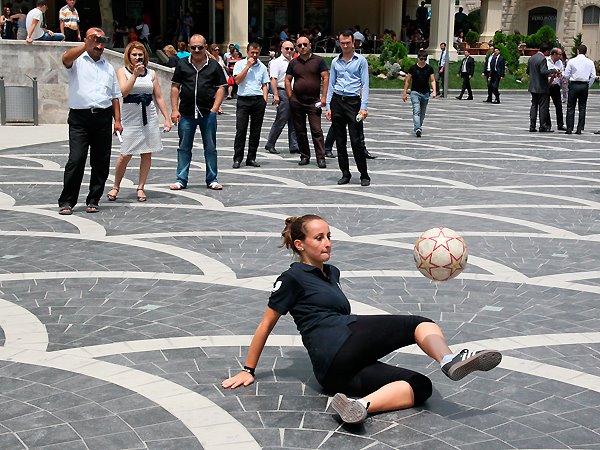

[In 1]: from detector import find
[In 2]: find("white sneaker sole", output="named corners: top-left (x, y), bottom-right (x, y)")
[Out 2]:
top-left (331, 393), bottom-right (367, 424)
top-left (446, 350), bottom-right (502, 381)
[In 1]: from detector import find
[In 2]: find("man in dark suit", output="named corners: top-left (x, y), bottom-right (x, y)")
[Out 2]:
top-left (488, 47), bottom-right (505, 104)
top-left (456, 49), bottom-right (474, 100)
top-left (527, 43), bottom-right (554, 132)
top-left (481, 46), bottom-right (495, 102)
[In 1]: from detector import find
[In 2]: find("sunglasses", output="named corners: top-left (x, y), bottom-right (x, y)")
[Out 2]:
top-left (297, 43), bottom-right (310, 48)
top-left (283, 47), bottom-right (294, 50)
top-left (190, 45), bottom-right (204, 51)
top-left (418, 57), bottom-right (427, 60)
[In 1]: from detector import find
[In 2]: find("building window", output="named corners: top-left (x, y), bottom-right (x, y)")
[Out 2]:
top-left (583, 6), bottom-right (600, 25)
top-left (528, 7), bottom-right (557, 35)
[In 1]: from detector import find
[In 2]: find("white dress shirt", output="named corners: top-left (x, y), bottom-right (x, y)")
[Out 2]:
top-left (546, 57), bottom-right (563, 86)
top-left (563, 54), bottom-right (596, 87)
top-left (67, 53), bottom-right (122, 109)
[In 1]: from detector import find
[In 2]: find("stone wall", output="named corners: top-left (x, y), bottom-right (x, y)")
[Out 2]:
top-left (0, 40), bottom-right (174, 124)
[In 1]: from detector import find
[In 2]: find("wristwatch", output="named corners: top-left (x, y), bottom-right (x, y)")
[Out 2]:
top-left (242, 365), bottom-right (255, 376)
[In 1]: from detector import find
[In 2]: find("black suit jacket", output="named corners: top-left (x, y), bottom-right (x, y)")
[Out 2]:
top-left (483, 52), bottom-right (493, 76)
top-left (458, 56), bottom-right (474, 77)
top-left (490, 55), bottom-right (505, 78)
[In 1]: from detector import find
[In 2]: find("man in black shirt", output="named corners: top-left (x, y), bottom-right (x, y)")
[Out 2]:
top-left (403, 49), bottom-right (436, 137)
top-left (170, 34), bottom-right (227, 191)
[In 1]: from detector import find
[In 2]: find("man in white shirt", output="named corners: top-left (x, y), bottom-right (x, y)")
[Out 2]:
top-left (58, 27), bottom-right (122, 215)
top-left (264, 41), bottom-right (299, 155)
top-left (435, 42), bottom-right (448, 98)
top-left (563, 44), bottom-right (596, 134)
top-left (546, 47), bottom-right (565, 131)
top-left (26, 0), bottom-right (64, 43)
top-left (232, 42), bottom-right (270, 168)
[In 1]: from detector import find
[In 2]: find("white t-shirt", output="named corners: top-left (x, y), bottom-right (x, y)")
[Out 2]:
top-left (269, 55), bottom-right (290, 89)
top-left (25, 8), bottom-right (44, 40)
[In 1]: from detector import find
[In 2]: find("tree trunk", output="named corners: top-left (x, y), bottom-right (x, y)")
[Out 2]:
top-left (98, 0), bottom-right (114, 47)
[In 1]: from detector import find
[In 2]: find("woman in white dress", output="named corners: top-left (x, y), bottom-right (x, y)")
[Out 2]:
top-left (107, 41), bottom-right (171, 202)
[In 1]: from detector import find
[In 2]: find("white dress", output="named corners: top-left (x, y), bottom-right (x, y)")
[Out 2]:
top-left (120, 69), bottom-right (163, 155)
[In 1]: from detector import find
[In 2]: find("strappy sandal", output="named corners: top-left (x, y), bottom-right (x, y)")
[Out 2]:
top-left (136, 187), bottom-right (147, 202)
top-left (107, 187), bottom-right (119, 201)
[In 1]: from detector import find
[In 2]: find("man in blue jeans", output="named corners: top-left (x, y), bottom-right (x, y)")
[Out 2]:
top-left (170, 34), bottom-right (226, 190)
top-left (26, 0), bottom-right (65, 43)
top-left (403, 49), bottom-right (437, 137)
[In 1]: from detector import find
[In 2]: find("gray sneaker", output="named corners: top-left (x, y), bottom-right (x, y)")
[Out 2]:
top-left (441, 349), bottom-right (502, 381)
top-left (331, 393), bottom-right (369, 424)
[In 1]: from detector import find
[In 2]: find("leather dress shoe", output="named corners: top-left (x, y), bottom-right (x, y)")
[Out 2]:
top-left (232, 161), bottom-right (241, 168)
top-left (558, 126), bottom-right (567, 131)
top-left (529, 128), bottom-right (537, 132)
top-left (492, 100), bottom-right (500, 104)
top-left (317, 158), bottom-right (326, 168)
top-left (455, 96), bottom-right (463, 100)
top-left (564, 130), bottom-right (572, 134)
top-left (265, 147), bottom-right (280, 154)
top-left (483, 99), bottom-right (492, 103)
top-left (324, 150), bottom-right (335, 158)
top-left (298, 157), bottom-right (310, 166)
top-left (360, 179), bottom-right (371, 187)
top-left (365, 152), bottom-right (377, 159)
top-left (539, 128), bottom-right (554, 133)
top-left (575, 130), bottom-right (582, 135)
top-left (246, 160), bottom-right (261, 167)
top-left (594, 130), bottom-right (600, 134)
top-left (337, 176), bottom-right (351, 185)
top-left (466, 97), bottom-right (473, 100)
top-left (290, 148), bottom-right (300, 154)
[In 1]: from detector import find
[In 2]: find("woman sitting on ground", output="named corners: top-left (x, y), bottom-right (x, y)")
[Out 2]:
top-left (222, 214), bottom-right (502, 424)
top-left (107, 41), bottom-right (171, 203)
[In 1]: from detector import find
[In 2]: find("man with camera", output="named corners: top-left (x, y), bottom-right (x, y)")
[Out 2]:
top-left (58, 28), bottom-right (122, 215)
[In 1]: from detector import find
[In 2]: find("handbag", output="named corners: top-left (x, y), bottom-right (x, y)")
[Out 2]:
top-left (227, 76), bottom-right (235, 86)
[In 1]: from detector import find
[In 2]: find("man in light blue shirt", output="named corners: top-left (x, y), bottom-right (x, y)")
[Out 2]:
top-left (58, 27), bottom-right (122, 215)
top-left (232, 42), bottom-right (269, 167)
top-left (325, 30), bottom-right (371, 186)
top-left (435, 42), bottom-right (448, 98)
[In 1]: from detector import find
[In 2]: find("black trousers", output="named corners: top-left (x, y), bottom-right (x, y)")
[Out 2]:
top-left (234, 95), bottom-right (266, 163)
top-left (321, 315), bottom-right (434, 405)
top-left (566, 82), bottom-right (588, 133)
top-left (489, 74), bottom-right (501, 101)
top-left (330, 94), bottom-right (369, 180)
top-left (324, 121), bottom-right (368, 154)
top-left (485, 75), bottom-right (493, 101)
top-left (549, 84), bottom-right (564, 129)
top-left (64, 28), bottom-right (79, 42)
top-left (289, 95), bottom-right (325, 160)
top-left (58, 108), bottom-right (113, 207)
top-left (529, 92), bottom-right (550, 130)
top-left (458, 74), bottom-right (472, 98)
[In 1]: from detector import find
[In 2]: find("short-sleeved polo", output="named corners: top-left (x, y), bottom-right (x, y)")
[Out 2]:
top-left (286, 54), bottom-right (328, 102)
top-left (268, 263), bottom-right (356, 382)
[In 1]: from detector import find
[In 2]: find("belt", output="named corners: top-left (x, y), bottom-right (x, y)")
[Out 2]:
top-left (238, 95), bottom-right (264, 98)
top-left (124, 93), bottom-right (153, 126)
top-left (570, 81), bottom-right (588, 84)
top-left (333, 93), bottom-right (360, 101)
top-left (71, 107), bottom-right (111, 114)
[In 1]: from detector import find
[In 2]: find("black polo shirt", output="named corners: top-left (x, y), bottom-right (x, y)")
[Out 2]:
top-left (171, 57), bottom-right (227, 117)
top-left (268, 262), bottom-right (357, 383)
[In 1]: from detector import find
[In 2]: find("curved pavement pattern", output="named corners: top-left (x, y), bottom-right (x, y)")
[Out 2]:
top-left (1, 94), bottom-right (600, 449)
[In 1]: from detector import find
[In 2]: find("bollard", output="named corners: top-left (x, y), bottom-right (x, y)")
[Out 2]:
top-left (32, 77), bottom-right (39, 126)
top-left (0, 77), bottom-right (6, 126)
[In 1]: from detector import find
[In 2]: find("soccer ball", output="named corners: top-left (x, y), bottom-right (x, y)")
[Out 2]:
top-left (414, 227), bottom-right (468, 281)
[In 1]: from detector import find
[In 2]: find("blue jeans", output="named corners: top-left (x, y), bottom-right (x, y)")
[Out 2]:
top-left (410, 91), bottom-right (430, 132)
top-left (37, 31), bottom-right (65, 41)
top-left (176, 113), bottom-right (218, 187)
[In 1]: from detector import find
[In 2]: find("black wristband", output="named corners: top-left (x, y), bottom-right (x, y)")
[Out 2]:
top-left (243, 365), bottom-right (255, 376)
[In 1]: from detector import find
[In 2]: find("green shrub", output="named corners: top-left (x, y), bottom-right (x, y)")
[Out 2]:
top-left (493, 31), bottom-right (507, 46)
top-left (401, 56), bottom-right (416, 73)
top-left (506, 33), bottom-right (524, 46)
top-left (537, 25), bottom-right (556, 46)
top-left (515, 63), bottom-right (528, 83)
top-left (571, 32), bottom-right (583, 58)
top-left (379, 36), bottom-right (408, 64)
top-left (465, 30), bottom-right (480, 46)
top-left (496, 41), bottom-right (520, 73)
top-left (366, 55), bottom-right (385, 75)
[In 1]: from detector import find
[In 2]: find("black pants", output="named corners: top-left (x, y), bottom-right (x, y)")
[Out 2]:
top-left (321, 315), bottom-right (434, 405)
top-left (458, 74), bottom-right (472, 98)
top-left (64, 28), bottom-right (79, 42)
top-left (485, 75), bottom-right (493, 101)
top-left (489, 74), bottom-right (501, 101)
top-left (566, 82), bottom-right (588, 133)
top-left (289, 95), bottom-right (325, 160)
top-left (58, 108), bottom-right (113, 208)
top-left (330, 94), bottom-right (369, 180)
top-left (234, 95), bottom-right (266, 163)
top-left (549, 84), bottom-right (564, 129)
top-left (529, 92), bottom-right (550, 130)
top-left (324, 122), bottom-right (368, 154)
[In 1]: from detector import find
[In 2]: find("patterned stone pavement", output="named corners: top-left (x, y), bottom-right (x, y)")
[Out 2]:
top-left (1, 92), bottom-right (600, 449)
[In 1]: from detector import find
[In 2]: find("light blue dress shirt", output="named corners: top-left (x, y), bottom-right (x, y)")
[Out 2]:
top-left (233, 59), bottom-right (269, 96)
top-left (326, 52), bottom-right (369, 110)
top-left (67, 53), bottom-right (121, 109)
